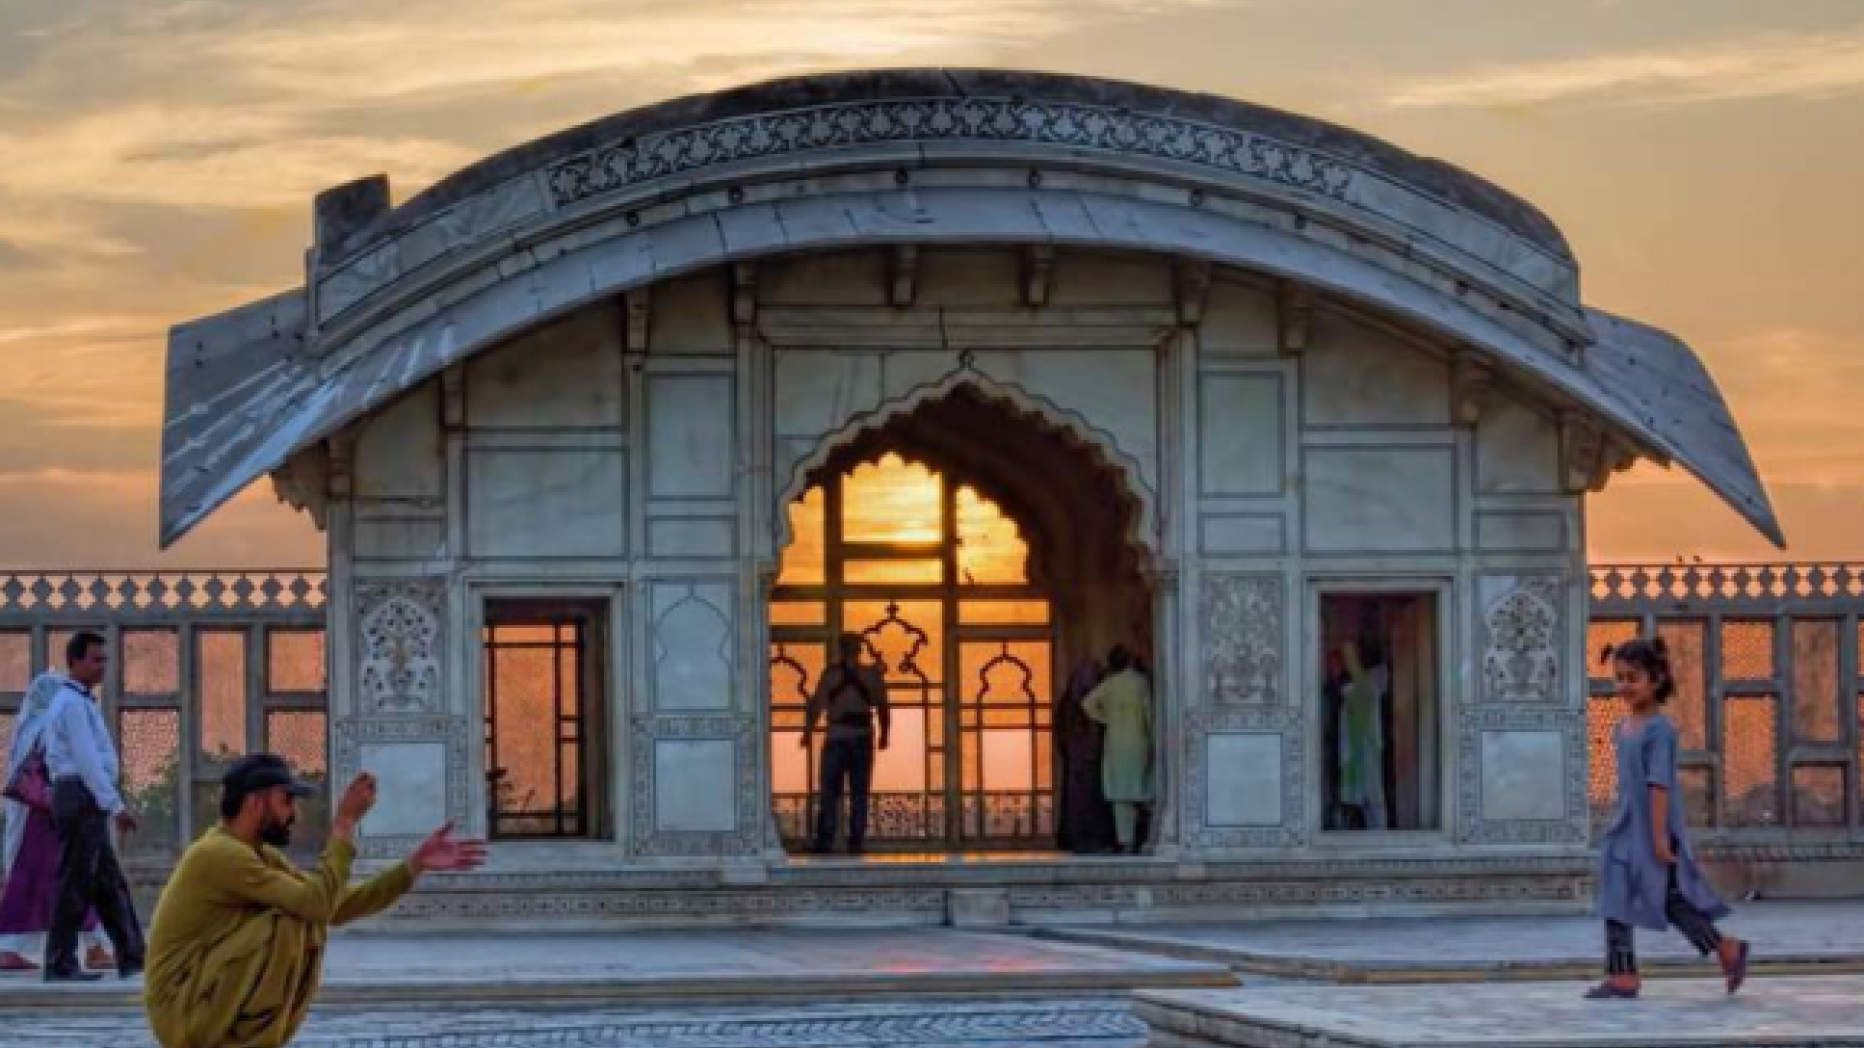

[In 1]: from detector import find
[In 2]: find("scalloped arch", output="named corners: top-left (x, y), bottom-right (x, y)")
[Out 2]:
top-left (773, 365), bottom-right (1160, 566)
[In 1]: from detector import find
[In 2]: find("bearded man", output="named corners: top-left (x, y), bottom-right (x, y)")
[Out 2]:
top-left (144, 754), bottom-right (485, 1048)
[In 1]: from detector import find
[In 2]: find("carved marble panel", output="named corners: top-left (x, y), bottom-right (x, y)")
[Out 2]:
top-left (1181, 707), bottom-right (1305, 849)
top-left (1479, 730), bottom-right (1567, 822)
top-left (647, 517), bottom-right (735, 559)
top-left (355, 580), bottom-right (445, 714)
top-left (1476, 394), bottom-right (1560, 494)
top-left (1455, 707), bottom-right (1587, 845)
top-left (653, 738), bottom-right (738, 833)
top-left (464, 309), bottom-right (626, 429)
top-left (773, 350), bottom-right (884, 441)
top-left (1302, 315), bottom-right (1450, 426)
top-left (333, 717), bottom-right (472, 858)
top-left (646, 374), bottom-right (735, 500)
top-left (1475, 511), bottom-right (1565, 553)
top-left (650, 582), bottom-right (735, 711)
top-left (466, 448), bottom-right (627, 558)
top-left (353, 384), bottom-right (443, 502)
top-left (1202, 574), bottom-right (1282, 704)
top-left (1479, 575), bottom-right (1563, 703)
top-left (1204, 733), bottom-right (1283, 826)
top-left (1200, 514), bottom-right (1285, 555)
top-left (359, 740), bottom-right (448, 836)
top-left (1198, 373), bottom-right (1282, 496)
top-left (1303, 446), bottom-right (1455, 553)
top-left (629, 715), bottom-right (761, 857)
top-left (1198, 279), bottom-right (1278, 356)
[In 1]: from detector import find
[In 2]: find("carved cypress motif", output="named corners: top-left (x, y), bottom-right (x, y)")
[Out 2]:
top-left (355, 580), bottom-right (445, 714)
top-left (1480, 575), bottom-right (1562, 703)
top-left (1202, 574), bottom-right (1283, 704)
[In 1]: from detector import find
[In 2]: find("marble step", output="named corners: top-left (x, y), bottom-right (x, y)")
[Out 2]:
top-left (1135, 977), bottom-right (1864, 1048)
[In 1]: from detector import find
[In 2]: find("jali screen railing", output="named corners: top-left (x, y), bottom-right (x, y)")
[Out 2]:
top-left (1589, 564), bottom-right (1864, 849)
top-left (0, 570), bottom-right (329, 866)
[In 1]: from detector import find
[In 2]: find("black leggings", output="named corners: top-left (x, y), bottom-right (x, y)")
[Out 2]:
top-left (1605, 867), bottom-right (1722, 976)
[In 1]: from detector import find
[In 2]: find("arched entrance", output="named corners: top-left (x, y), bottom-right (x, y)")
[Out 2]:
top-left (768, 387), bottom-right (1152, 853)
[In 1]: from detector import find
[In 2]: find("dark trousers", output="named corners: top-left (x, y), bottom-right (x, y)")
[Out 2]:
top-left (1605, 866), bottom-right (1722, 976)
top-left (814, 734), bottom-right (875, 851)
top-left (48, 778), bottom-right (143, 975)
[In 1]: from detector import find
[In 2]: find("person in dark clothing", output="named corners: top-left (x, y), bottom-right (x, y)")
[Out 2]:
top-left (801, 633), bottom-right (891, 854)
top-left (1055, 657), bottom-right (1116, 854)
top-left (42, 631), bottom-right (144, 982)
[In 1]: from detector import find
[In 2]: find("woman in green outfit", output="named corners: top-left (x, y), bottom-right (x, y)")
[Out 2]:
top-left (1082, 646), bottom-right (1154, 853)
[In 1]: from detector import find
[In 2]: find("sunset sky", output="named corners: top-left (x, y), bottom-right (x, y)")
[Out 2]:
top-left (0, 0), bottom-right (1859, 568)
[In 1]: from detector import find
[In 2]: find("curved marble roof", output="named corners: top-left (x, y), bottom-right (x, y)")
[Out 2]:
top-left (158, 69), bottom-right (1780, 548)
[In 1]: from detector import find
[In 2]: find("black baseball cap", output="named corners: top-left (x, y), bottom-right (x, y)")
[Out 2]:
top-left (222, 753), bottom-right (318, 805)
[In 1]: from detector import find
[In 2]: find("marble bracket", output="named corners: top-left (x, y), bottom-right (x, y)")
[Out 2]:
top-left (1560, 411), bottom-right (1639, 494)
top-left (732, 262), bottom-right (759, 327)
top-left (1175, 259), bottom-right (1212, 326)
top-left (268, 443), bottom-right (332, 532)
top-left (625, 288), bottom-right (652, 352)
top-left (888, 244), bottom-right (920, 307)
top-left (1277, 281), bottom-right (1314, 356)
top-left (1452, 350), bottom-right (1495, 427)
top-left (440, 365), bottom-right (465, 431)
top-left (1021, 245), bottom-right (1055, 307)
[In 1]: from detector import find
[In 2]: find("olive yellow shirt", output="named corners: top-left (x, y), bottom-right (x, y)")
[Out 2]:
top-left (145, 826), bottom-right (414, 1048)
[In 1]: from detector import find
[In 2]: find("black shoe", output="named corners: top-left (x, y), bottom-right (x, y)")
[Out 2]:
top-left (119, 960), bottom-right (145, 980)
top-left (847, 842), bottom-right (866, 856)
top-left (45, 968), bottom-right (102, 983)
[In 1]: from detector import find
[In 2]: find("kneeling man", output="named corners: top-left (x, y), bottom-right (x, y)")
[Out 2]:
top-left (145, 754), bottom-right (485, 1048)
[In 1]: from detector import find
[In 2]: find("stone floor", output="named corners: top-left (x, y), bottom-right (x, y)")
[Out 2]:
top-left (0, 927), bottom-right (1230, 1010)
top-left (1136, 976), bottom-right (1864, 1047)
top-left (8, 908), bottom-right (1864, 1047)
top-left (1042, 899), bottom-right (1864, 981)
top-left (0, 999), bottom-right (1149, 1048)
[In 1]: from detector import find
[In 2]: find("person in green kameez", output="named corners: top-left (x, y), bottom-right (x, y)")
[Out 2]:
top-left (1082, 646), bottom-right (1154, 853)
top-left (144, 754), bottom-right (486, 1048)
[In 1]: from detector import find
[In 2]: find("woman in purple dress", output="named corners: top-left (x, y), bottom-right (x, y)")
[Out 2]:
top-left (0, 672), bottom-right (105, 971)
top-left (1587, 638), bottom-right (1750, 999)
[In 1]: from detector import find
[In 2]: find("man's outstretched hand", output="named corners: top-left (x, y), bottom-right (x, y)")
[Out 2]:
top-left (408, 821), bottom-right (488, 875)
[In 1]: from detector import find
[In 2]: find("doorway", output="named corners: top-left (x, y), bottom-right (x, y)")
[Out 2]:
top-left (480, 599), bottom-right (608, 839)
top-left (769, 454), bottom-right (1056, 849)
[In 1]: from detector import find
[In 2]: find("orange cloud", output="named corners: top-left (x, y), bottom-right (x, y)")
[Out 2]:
top-left (1386, 28), bottom-right (1864, 109)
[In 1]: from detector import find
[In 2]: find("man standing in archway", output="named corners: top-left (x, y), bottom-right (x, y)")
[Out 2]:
top-left (802, 633), bottom-right (891, 855)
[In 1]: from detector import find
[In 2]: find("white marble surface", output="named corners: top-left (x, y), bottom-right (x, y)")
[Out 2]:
top-left (650, 582), bottom-right (735, 711)
top-left (1199, 374), bottom-right (1283, 496)
top-left (466, 448), bottom-right (627, 558)
top-left (1475, 393), bottom-right (1560, 494)
top-left (654, 738), bottom-right (738, 832)
top-left (359, 741), bottom-right (448, 837)
top-left (464, 309), bottom-right (627, 428)
top-left (1480, 730), bottom-right (1568, 823)
top-left (1303, 445), bottom-right (1456, 552)
top-left (1302, 314), bottom-right (1449, 426)
top-left (1204, 733), bottom-right (1283, 827)
top-left (646, 373), bottom-right (736, 500)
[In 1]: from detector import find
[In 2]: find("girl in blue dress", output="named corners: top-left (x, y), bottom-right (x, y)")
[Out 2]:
top-left (1588, 637), bottom-right (1751, 999)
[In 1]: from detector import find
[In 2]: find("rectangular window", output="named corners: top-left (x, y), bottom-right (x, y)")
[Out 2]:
top-left (1319, 590), bottom-right (1441, 833)
top-left (481, 600), bottom-right (607, 839)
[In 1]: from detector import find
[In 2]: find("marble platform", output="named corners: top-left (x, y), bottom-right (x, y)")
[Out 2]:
top-left (1134, 977), bottom-right (1864, 1048)
top-left (0, 999), bottom-right (1149, 1048)
top-left (0, 927), bottom-right (1230, 1011)
top-left (1041, 900), bottom-right (1864, 982)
